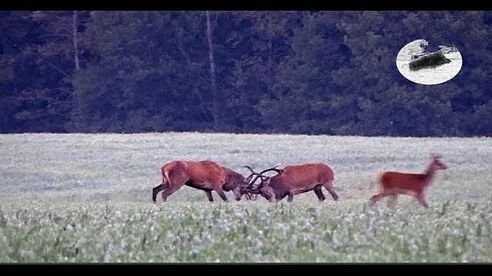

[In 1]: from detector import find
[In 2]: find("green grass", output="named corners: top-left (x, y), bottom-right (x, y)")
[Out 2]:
top-left (0, 132), bottom-right (491, 262)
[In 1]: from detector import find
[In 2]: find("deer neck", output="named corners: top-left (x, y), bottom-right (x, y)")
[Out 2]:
top-left (423, 164), bottom-right (436, 186)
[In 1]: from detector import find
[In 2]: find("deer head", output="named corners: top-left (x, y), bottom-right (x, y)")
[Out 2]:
top-left (244, 164), bottom-right (284, 201)
top-left (430, 154), bottom-right (447, 170)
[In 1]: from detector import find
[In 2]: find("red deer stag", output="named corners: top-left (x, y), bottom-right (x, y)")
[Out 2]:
top-left (246, 163), bottom-right (339, 203)
top-left (369, 154), bottom-right (447, 208)
top-left (152, 160), bottom-right (254, 203)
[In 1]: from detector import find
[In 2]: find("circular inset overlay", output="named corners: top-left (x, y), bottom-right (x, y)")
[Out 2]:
top-left (396, 39), bottom-right (462, 85)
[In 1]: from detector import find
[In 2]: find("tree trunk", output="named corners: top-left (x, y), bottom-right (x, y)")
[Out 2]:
top-left (206, 11), bottom-right (218, 130)
top-left (71, 11), bottom-right (84, 130)
top-left (72, 11), bottom-right (80, 72)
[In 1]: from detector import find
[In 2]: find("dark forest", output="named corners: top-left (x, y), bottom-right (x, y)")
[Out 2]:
top-left (1, 11), bottom-right (491, 137)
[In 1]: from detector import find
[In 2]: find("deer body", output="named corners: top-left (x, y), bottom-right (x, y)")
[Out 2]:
top-left (152, 160), bottom-right (250, 203)
top-left (248, 163), bottom-right (339, 203)
top-left (369, 155), bottom-right (447, 208)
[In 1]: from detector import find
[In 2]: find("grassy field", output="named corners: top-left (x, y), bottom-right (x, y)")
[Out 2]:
top-left (0, 132), bottom-right (491, 262)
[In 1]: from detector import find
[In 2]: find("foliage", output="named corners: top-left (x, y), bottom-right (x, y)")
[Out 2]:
top-left (1, 11), bottom-right (492, 136)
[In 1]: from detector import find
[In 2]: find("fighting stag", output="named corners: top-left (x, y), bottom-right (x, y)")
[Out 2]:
top-left (152, 160), bottom-right (255, 203)
top-left (369, 154), bottom-right (447, 208)
top-left (245, 163), bottom-right (339, 203)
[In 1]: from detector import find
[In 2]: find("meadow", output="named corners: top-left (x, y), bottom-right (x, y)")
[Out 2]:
top-left (0, 132), bottom-right (491, 262)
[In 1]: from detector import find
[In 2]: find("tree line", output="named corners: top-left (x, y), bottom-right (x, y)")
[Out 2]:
top-left (1, 11), bottom-right (491, 136)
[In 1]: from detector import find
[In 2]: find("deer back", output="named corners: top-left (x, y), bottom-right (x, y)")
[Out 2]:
top-left (271, 163), bottom-right (334, 189)
top-left (379, 171), bottom-right (427, 193)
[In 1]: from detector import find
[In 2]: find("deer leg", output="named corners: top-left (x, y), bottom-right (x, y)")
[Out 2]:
top-left (160, 168), bottom-right (190, 202)
top-left (287, 191), bottom-right (295, 203)
top-left (387, 194), bottom-right (398, 208)
top-left (369, 192), bottom-right (388, 206)
top-left (416, 194), bottom-right (429, 208)
top-left (323, 182), bottom-right (339, 201)
top-left (328, 189), bottom-right (339, 201)
top-left (276, 193), bottom-right (287, 202)
top-left (161, 183), bottom-right (184, 202)
top-left (152, 184), bottom-right (165, 203)
top-left (204, 190), bottom-right (214, 202)
top-left (215, 188), bottom-right (228, 202)
top-left (314, 185), bottom-right (326, 202)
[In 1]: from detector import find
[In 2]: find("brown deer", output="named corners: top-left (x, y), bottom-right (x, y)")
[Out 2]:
top-left (246, 163), bottom-right (339, 203)
top-left (152, 160), bottom-right (254, 203)
top-left (369, 154), bottom-right (447, 208)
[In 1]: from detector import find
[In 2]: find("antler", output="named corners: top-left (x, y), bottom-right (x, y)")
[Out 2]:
top-left (245, 173), bottom-right (268, 200)
top-left (258, 163), bottom-right (283, 175)
top-left (242, 166), bottom-right (266, 200)
top-left (247, 163), bottom-right (284, 192)
top-left (243, 166), bottom-right (266, 182)
top-left (243, 166), bottom-right (256, 174)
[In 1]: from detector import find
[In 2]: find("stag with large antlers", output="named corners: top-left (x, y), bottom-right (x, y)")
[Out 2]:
top-left (152, 160), bottom-right (255, 203)
top-left (369, 154), bottom-right (447, 208)
top-left (245, 163), bottom-right (339, 203)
